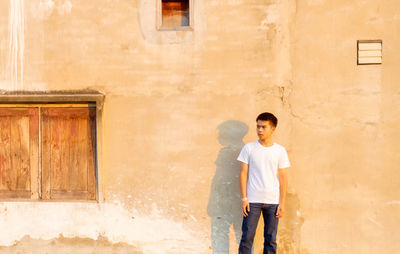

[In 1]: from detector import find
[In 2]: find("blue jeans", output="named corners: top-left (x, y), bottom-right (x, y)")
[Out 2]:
top-left (238, 203), bottom-right (279, 254)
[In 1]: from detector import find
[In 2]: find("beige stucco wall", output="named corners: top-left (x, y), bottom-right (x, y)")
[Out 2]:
top-left (0, 0), bottom-right (399, 253)
top-left (291, 0), bottom-right (400, 253)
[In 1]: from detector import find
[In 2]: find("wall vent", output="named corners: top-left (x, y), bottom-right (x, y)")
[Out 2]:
top-left (357, 40), bottom-right (382, 65)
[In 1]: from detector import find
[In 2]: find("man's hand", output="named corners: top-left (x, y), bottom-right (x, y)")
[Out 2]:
top-left (275, 204), bottom-right (285, 218)
top-left (239, 162), bottom-right (250, 217)
top-left (241, 200), bottom-right (250, 217)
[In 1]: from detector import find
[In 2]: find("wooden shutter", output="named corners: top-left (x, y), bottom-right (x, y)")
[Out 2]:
top-left (41, 107), bottom-right (96, 200)
top-left (0, 108), bottom-right (39, 199)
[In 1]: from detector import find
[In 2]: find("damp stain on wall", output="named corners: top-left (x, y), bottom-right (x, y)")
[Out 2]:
top-left (7, 0), bottom-right (24, 90)
top-left (277, 193), bottom-right (306, 254)
top-left (0, 235), bottom-right (142, 254)
top-left (0, 201), bottom-right (207, 254)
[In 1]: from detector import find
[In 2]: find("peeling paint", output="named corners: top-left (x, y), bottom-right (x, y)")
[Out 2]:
top-left (31, 0), bottom-right (72, 20)
top-left (260, 4), bottom-right (280, 27)
top-left (276, 193), bottom-right (304, 254)
top-left (307, 0), bottom-right (325, 6)
top-left (386, 200), bottom-right (400, 205)
top-left (56, 0), bottom-right (72, 16)
top-left (34, 0), bottom-right (55, 20)
top-left (0, 202), bottom-right (206, 253)
top-left (0, 235), bottom-right (142, 254)
top-left (367, 216), bottom-right (383, 228)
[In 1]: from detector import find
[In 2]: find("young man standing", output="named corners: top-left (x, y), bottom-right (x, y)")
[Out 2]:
top-left (237, 112), bottom-right (290, 254)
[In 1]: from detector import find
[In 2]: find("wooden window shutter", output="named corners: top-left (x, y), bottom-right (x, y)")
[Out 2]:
top-left (41, 107), bottom-right (96, 200)
top-left (0, 108), bottom-right (39, 199)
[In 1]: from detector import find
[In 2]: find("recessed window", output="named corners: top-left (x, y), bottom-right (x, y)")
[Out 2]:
top-left (0, 105), bottom-right (97, 200)
top-left (158, 0), bottom-right (192, 30)
top-left (357, 40), bottom-right (382, 65)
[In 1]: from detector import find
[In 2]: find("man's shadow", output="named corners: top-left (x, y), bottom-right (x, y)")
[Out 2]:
top-left (207, 120), bottom-right (248, 254)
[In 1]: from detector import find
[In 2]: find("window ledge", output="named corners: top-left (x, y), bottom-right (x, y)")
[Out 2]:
top-left (157, 26), bottom-right (193, 31)
top-left (0, 90), bottom-right (105, 110)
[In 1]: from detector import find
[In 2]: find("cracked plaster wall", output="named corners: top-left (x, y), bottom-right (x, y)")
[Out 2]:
top-left (0, 0), bottom-right (293, 253)
top-left (0, 0), bottom-right (399, 253)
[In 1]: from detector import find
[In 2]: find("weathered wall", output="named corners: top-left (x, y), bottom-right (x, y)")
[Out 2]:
top-left (0, 0), bottom-right (399, 253)
top-left (291, 0), bottom-right (400, 253)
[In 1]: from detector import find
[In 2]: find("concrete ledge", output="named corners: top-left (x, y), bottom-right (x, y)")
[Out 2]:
top-left (0, 90), bottom-right (105, 109)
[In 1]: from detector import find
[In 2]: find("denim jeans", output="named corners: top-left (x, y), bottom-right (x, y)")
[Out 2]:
top-left (238, 203), bottom-right (279, 254)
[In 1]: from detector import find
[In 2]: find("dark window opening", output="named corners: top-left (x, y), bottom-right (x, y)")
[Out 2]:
top-left (162, 0), bottom-right (190, 28)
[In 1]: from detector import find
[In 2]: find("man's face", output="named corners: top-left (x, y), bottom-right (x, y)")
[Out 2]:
top-left (256, 120), bottom-right (275, 140)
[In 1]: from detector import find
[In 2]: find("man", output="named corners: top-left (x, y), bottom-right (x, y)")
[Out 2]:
top-left (237, 112), bottom-right (290, 254)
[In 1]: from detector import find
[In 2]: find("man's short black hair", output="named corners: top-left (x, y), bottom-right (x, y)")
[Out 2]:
top-left (256, 112), bottom-right (278, 128)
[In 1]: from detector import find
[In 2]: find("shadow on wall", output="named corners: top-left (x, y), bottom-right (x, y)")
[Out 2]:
top-left (207, 120), bottom-right (248, 254)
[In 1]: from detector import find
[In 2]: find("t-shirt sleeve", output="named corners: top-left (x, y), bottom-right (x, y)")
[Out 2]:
top-left (237, 145), bottom-right (249, 164)
top-left (278, 147), bottom-right (291, 169)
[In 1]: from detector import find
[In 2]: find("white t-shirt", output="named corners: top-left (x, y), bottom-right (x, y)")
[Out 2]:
top-left (237, 141), bottom-right (291, 204)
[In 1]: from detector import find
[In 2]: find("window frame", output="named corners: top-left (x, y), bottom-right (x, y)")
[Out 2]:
top-left (0, 93), bottom-right (104, 202)
top-left (156, 0), bottom-right (194, 31)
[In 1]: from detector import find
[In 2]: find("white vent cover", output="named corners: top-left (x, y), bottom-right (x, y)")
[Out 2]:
top-left (357, 40), bottom-right (382, 65)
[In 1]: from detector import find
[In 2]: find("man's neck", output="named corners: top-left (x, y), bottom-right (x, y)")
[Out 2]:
top-left (258, 138), bottom-right (274, 147)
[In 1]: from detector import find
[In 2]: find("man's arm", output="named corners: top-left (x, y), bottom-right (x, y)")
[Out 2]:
top-left (276, 167), bottom-right (288, 218)
top-left (239, 162), bottom-right (250, 217)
